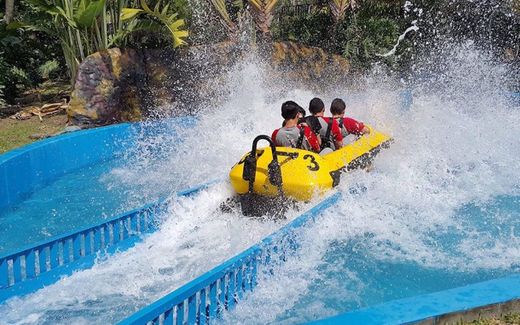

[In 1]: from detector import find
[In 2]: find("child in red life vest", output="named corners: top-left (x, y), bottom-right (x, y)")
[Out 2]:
top-left (272, 101), bottom-right (320, 153)
top-left (330, 98), bottom-right (370, 138)
top-left (306, 98), bottom-right (344, 151)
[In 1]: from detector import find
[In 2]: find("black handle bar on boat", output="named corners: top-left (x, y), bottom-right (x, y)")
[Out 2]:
top-left (242, 135), bottom-right (283, 193)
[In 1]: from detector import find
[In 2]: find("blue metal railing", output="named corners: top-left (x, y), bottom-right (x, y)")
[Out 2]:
top-left (119, 192), bottom-right (341, 325)
top-left (0, 181), bottom-right (216, 303)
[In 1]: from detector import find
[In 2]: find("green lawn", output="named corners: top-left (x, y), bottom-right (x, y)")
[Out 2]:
top-left (0, 113), bottom-right (67, 154)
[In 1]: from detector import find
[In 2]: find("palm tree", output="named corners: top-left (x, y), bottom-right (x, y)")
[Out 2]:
top-left (5, 0), bottom-right (14, 24)
top-left (208, 0), bottom-right (280, 41)
top-left (247, 0), bottom-right (280, 40)
top-left (208, 0), bottom-right (238, 33)
top-left (329, 0), bottom-right (352, 24)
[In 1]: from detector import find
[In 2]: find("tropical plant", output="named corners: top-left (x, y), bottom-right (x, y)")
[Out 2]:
top-left (208, 0), bottom-right (237, 32)
top-left (119, 0), bottom-right (189, 47)
top-left (328, 0), bottom-right (350, 24)
top-left (208, 0), bottom-right (280, 41)
top-left (38, 59), bottom-right (60, 79)
top-left (4, 0), bottom-right (15, 24)
top-left (248, 0), bottom-right (280, 39)
top-left (1, 14), bottom-right (64, 104)
top-left (16, 0), bottom-right (189, 84)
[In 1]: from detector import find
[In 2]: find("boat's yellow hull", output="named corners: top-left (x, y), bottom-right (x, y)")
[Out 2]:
top-left (229, 126), bottom-right (392, 202)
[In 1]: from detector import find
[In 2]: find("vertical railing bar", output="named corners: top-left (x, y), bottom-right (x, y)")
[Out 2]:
top-left (243, 258), bottom-right (251, 292)
top-left (188, 293), bottom-right (197, 324)
top-left (199, 287), bottom-right (207, 325)
top-left (217, 278), bottom-right (224, 316)
top-left (12, 254), bottom-right (22, 284)
top-left (62, 239), bottom-right (70, 265)
top-left (94, 227), bottom-right (102, 252)
top-left (121, 219), bottom-right (127, 240)
top-left (84, 230), bottom-right (92, 256)
top-left (80, 232), bottom-right (86, 257)
top-left (20, 255), bottom-right (27, 281)
top-left (72, 233), bottom-right (81, 261)
top-left (164, 307), bottom-right (174, 325)
top-left (7, 259), bottom-right (14, 286)
top-left (25, 249), bottom-right (36, 280)
top-left (108, 222), bottom-right (115, 246)
top-left (112, 221), bottom-right (120, 244)
top-left (209, 282), bottom-right (217, 319)
top-left (176, 301), bottom-right (185, 325)
top-left (39, 246), bottom-right (48, 273)
top-left (136, 213), bottom-right (142, 233)
top-left (119, 220), bottom-right (125, 241)
top-left (251, 253), bottom-right (259, 289)
top-left (223, 274), bottom-right (229, 311)
top-left (130, 213), bottom-right (138, 234)
top-left (49, 241), bottom-right (59, 269)
top-left (236, 264), bottom-right (244, 301)
top-left (0, 258), bottom-right (9, 288)
top-left (142, 210), bottom-right (149, 232)
top-left (228, 270), bottom-right (236, 309)
top-left (100, 226), bottom-right (107, 249)
top-left (57, 241), bottom-right (64, 266)
top-left (34, 249), bottom-right (41, 276)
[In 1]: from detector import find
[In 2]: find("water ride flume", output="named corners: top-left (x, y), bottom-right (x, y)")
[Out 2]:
top-left (228, 126), bottom-right (393, 216)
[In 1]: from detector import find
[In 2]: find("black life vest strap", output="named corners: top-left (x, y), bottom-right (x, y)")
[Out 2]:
top-left (337, 117), bottom-right (344, 130)
top-left (296, 126), bottom-right (305, 149)
top-left (321, 118), bottom-right (333, 150)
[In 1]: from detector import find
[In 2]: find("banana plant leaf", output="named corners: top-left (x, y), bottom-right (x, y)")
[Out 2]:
top-left (76, 0), bottom-right (107, 28)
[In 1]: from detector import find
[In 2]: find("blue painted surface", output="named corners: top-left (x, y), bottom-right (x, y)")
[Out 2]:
top-left (274, 194), bottom-right (520, 323)
top-left (0, 181), bottom-right (214, 303)
top-left (118, 192), bottom-right (342, 325)
top-left (0, 116), bottom-right (205, 302)
top-left (310, 274), bottom-right (520, 325)
top-left (0, 123), bottom-right (132, 210)
top-left (0, 117), bottom-right (197, 254)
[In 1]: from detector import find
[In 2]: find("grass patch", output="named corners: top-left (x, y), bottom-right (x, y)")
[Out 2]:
top-left (0, 113), bottom-right (67, 154)
top-left (461, 313), bottom-right (520, 325)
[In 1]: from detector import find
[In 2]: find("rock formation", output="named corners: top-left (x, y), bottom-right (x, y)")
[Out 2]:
top-left (68, 41), bottom-right (351, 127)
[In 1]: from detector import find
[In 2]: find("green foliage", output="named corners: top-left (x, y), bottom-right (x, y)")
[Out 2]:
top-left (272, 8), bottom-right (332, 49)
top-left (0, 12), bottom-right (65, 104)
top-left (118, 0), bottom-right (189, 47)
top-left (38, 59), bottom-right (61, 79)
top-left (13, 0), bottom-right (189, 84)
top-left (272, 2), bottom-right (408, 71)
top-left (342, 16), bottom-right (401, 70)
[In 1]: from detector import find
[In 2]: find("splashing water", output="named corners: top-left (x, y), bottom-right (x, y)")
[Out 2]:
top-left (1, 43), bottom-right (519, 324)
top-left (219, 45), bottom-right (520, 323)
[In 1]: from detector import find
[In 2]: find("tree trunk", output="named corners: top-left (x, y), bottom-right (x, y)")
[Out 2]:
top-left (5, 0), bottom-right (15, 24)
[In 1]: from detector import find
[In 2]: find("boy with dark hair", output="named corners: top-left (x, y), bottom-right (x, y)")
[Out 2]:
top-left (272, 101), bottom-right (320, 152)
top-left (330, 98), bottom-right (370, 137)
top-left (306, 97), bottom-right (343, 151)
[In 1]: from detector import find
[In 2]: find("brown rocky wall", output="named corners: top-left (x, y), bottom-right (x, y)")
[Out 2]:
top-left (68, 41), bottom-right (351, 127)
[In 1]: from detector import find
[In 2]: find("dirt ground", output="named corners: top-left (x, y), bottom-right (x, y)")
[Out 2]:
top-left (464, 313), bottom-right (520, 324)
top-left (0, 112), bottom-right (68, 154)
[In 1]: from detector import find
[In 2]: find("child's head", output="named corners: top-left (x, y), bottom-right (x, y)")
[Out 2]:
top-left (309, 98), bottom-right (325, 115)
top-left (281, 101), bottom-right (303, 120)
top-left (330, 98), bottom-right (346, 116)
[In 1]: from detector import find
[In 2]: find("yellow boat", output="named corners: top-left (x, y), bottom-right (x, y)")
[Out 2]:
top-left (229, 126), bottom-right (392, 215)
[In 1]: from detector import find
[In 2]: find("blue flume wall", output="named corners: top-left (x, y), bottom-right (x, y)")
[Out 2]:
top-left (0, 117), bottom-right (197, 211)
top-left (118, 192), bottom-right (342, 325)
top-left (0, 117), bottom-right (202, 302)
top-left (0, 124), bottom-right (132, 210)
top-left (0, 181), bottom-right (215, 303)
top-left (310, 274), bottom-right (520, 324)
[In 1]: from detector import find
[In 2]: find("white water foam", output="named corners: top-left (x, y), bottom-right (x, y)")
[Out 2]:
top-left (0, 57), bottom-right (328, 324)
top-left (1, 45), bottom-right (519, 324)
top-left (219, 44), bottom-right (520, 324)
